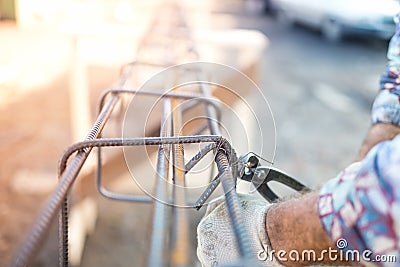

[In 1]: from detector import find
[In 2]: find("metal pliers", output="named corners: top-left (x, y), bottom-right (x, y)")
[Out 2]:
top-left (194, 153), bottom-right (310, 210)
top-left (238, 153), bottom-right (310, 202)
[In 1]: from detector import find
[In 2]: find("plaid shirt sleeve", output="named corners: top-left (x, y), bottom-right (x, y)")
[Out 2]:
top-left (318, 13), bottom-right (400, 266)
top-left (318, 136), bottom-right (400, 265)
top-left (373, 14), bottom-right (400, 126)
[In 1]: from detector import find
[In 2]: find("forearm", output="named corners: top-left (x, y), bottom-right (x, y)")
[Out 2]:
top-left (356, 122), bottom-right (400, 161)
top-left (266, 192), bottom-right (349, 266)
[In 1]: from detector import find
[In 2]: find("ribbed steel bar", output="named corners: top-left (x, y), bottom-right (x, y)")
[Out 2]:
top-left (184, 142), bottom-right (216, 173)
top-left (59, 136), bottom-right (223, 169)
top-left (58, 92), bottom-right (121, 267)
top-left (170, 90), bottom-right (191, 266)
top-left (199, 84), bottom-right (221, 136)
top-left (93, 139), bottom-right (218, 204)
top-left (187, 123), bottom-right (209, 136)
top-left (95, 149), bottom-right (153, 202)
top-left (10, 94), bottom-right (120, 267)
top-left (148, 98), bottom-right (173, 266)
top-left (99, 87), bottom-right (223, 122)
top-left (198, 75), bottom-right (252, 259)
top-left (193, 173), bottom-right (221, 210)
top-left (215, 151), bottom-right (252, 258)
top-left (93, 140), bottom-right (217, 204)
top-left (95, 71), bottom-right (224, 204)
top-left (181, 19), bottom-right (253, 256)
top-left (58, 62), bottom-right (136, 267)
top-left (164, 18), bottom-right (252, 248)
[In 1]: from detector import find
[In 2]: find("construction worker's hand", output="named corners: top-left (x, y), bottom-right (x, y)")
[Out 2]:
top-left (196, 193), bottom-right (284, 267)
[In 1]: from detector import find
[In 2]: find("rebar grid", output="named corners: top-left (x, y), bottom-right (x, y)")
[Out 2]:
top-left (9, 83), bottom-right (230, 267)
top-left (11, 2), bottom-right (256, 267)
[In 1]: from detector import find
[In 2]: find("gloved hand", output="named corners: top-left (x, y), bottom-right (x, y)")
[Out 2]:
top-left (196, 193), bottom-right (284, 267)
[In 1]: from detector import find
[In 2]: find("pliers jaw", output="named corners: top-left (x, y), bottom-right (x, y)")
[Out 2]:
top-left (238, 153), bottom-right (261, 182)
top-left (238, 154), bottom-right (310, 202)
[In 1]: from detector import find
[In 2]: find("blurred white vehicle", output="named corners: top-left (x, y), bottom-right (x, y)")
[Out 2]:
top-left (271, 0), bottom-right (398, 41)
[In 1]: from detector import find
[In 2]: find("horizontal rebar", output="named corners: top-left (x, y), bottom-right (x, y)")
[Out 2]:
top-left (99, 88), bottom-right (223, 122)
top-left (94, 141), bottom-right (220, 204)
top-left (60, 135), bottom-right (224, 173)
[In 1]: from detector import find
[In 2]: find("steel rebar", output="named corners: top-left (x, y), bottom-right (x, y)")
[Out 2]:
top-left (10, 94), bottom-right (120, 267)
top-left (184, 142), bottom-right (216, 173)
top-left (58, 62), bottom-right (137, 267)
top-left (148, 98), bottom-right (173, 266)
top-left (170, 91), bottom-right (191, 267)
top-left (215, 151), bottom-right (252, 258)
top-left (58, 93), bottom-right (121, 267)
top-left (99, 87), bottom-right (223, 122)
top-left (94, 140), bottom-right (218, 204)
top-left (198, 75), bottom-right (252, 260)
top-left (193, 173), bottom-right (221, 210)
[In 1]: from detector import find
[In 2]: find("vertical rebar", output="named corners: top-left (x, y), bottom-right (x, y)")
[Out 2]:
top-left (199, 83), bottom-right (220, 136)
top-left (59, 198), bottom-right (69, 267)
top-left (58, 62), bottom-right (135, 267)
top-left (215, 151), bottom-right (252, 258)
top-left (148, 98), bottom-right (173, 267)
top-left (58, 93), bottom-right (120, 266)
top-left (170, 92), bottom-right (190, 266)
top-left (199, 80), bottom-right (253, 260)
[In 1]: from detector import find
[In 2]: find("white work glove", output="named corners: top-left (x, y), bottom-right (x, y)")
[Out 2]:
top-left (197, 193), bottom-right (284, 267)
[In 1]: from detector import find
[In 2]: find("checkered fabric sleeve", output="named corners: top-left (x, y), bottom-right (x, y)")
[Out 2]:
top-left (373, 14), bottom-right (400, 126)
top-left (318, 135), bottom-right (400, 266)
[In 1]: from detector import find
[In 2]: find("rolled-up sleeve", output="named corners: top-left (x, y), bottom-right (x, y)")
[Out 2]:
top-left (318, 135), bottom-right (400, 265)
top-left (373, 13), bottom-right (400, 126)
top-left (312, 6), bottom-right (400, 266)
top-left (318, 13), bottom-right (400, 264)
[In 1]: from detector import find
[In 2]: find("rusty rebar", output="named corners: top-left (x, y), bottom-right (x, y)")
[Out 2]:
top-left (10, 94), bottom-right (120, 267)
top-left (58, 92), bottom-right (121, 267)
top-left (198, 73), bottom-right (252, 260)
top-left (214, 150), bottom-right (252, 258)
top-left (58, 62), bottom-right (136, 267)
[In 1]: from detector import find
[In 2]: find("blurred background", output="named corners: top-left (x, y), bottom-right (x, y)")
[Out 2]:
top-left (0, 0), bottom-right (395, 266)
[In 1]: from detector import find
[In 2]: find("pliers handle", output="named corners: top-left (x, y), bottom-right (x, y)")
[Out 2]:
top-left (240, 166), bottom-right (310, 202)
